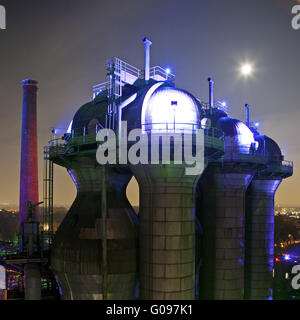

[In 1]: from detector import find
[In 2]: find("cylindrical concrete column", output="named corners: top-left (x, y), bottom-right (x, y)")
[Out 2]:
top-left (19, 79), bottom-right (39, 227)
top-left (198, 169), bottom-right (252, 300)
top-left (132, 164), bottom-right (198, 300)
top-left (245, 179), bottom-right (281, 300)
top-left (24, 263), bottom-right (41, 300)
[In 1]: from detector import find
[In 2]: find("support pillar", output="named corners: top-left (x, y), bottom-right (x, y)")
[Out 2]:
top-left (24, 264), bottom-right (41, 300)
top-left (132, 164), bottom-right (199, 300)
top-left (245, 179), bottom-right (281, 300)
top-left (198, 169), bottom-right (252, 300)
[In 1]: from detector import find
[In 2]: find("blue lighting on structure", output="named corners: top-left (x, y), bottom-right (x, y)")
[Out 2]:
top-left (284, 254), bottom-right (291, 261)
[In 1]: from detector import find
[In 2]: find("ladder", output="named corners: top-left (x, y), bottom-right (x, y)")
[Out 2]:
top-left (42, 147), bottom-right (54, 249)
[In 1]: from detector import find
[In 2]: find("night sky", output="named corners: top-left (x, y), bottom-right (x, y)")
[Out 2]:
top-left (0, 0), bottom-right (299, 208)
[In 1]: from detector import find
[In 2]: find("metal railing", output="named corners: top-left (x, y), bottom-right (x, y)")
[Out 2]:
top-left (142, 122), bottom-right (223, 137)
top-left (107, 57), bottom-right (142, 80)
top-left (221, 152), bottom-right (267, 164)
top-left (282, 160), bottom-right (293, 168)
top-left (46, 123), bottom-right (224, 158)
top-left (45, 126), bottom-right (293, 179)
top-left (265, 160), bottom-right (294, 176)
top-left (197, 99), bottom-right (229, 113)
top-left (149, 66), bottom-right (175, 82)
top-left (142, 122), bottom-right (200, 133)
top-left (93, 81), bottom-right (109, 98)
top-left (93, 57), bottom-right (142, 99)
top-left (57, 123), bottom-right (224, 140)
top-left (93, 57), bottom-right (176, 99)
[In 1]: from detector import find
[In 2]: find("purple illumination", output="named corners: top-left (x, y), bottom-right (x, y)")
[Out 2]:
top-left (19, 80), bottom-right (39, 227)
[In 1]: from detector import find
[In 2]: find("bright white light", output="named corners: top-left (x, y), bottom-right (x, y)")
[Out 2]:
top-left (221, 101), bottom-right (227, 107)
top-left (240, 63), bottom-right (253, 76)
top-left (67, 120), bottom-right (73, 134)
top-left (235, 121), bottom-right (256, 153)
top-left (255, 122), bottom-right (260, 127)
top-left (166, 68), bottom-right (171, 74)
top-left (284, 254), bottom-right (291, 261)
top-left (143, 87), bottom-right (199, 132)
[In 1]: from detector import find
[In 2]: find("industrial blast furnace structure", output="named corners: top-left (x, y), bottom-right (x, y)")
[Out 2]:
top-left (41, 38), bottom-right (293, 300)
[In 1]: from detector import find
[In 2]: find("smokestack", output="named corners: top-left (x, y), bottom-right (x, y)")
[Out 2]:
top-left (19, 79), bottom-right (41, 300)
top-left (208, 78), bottom-right (214, 109)
top-left (19, 79), bottom-right (39, 228)
top-left (245, 104), bottom-right (250, 127)
top-left (142, 36), bottom-right (152, 82)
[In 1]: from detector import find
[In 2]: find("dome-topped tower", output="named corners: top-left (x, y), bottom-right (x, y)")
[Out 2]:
top-left (50, 95), bottom-right (138, 300)
top-left (245, 134), bottom-right (290, 300)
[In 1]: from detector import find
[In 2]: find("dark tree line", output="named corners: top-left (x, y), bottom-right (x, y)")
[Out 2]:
top-left (0, 211), bottom-right (18, 241)
top-left (275, 216), bottom-right (300, 244)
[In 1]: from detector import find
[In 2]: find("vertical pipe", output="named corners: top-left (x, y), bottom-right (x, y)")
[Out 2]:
top-left (143, 37), bottom-right (152, 82)
top-left (49, 160), bottom-right (54, 246)
top-left (101, 166), bottom-right (108, 300)
top-left (208, 78), bottom-right (214, 116)
top-left (208, 78), bottom-right (214, 109)
top-left (245, 104), bottom-right (250, 127)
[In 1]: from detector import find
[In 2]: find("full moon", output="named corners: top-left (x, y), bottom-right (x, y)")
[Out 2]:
top-left (240, 63), bottom-right (253, 76)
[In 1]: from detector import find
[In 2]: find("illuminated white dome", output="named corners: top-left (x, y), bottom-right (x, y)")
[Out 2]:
top-left (142, 86), bottom-right (200, 132)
